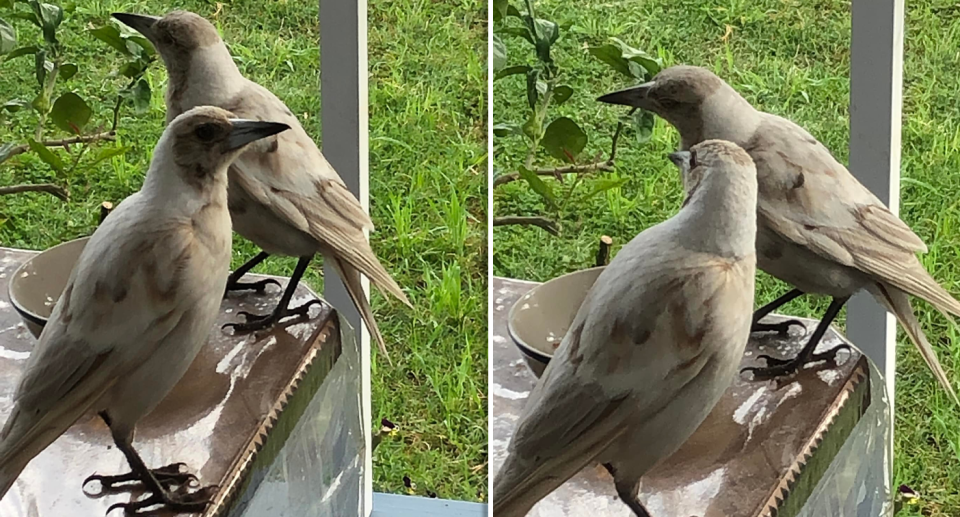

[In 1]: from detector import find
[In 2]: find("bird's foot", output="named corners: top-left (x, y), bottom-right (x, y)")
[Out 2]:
top-left (105, 482), bottom-right (217, 515)
top-left (222, 299), bottom-right (323, 333)
top-left (741, 344), bottom-right (852, 380)
top-left (750, 319), bottom-right (806, 337)
top-left (83, 463), bottom-right (197, 494)
top-left (223, 278), bottom-right (281, 297)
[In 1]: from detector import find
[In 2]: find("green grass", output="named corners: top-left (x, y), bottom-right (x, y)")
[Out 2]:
top-left (0, 0), bottom-right (486, 502)
top-left (494, 0), bottom-right (960, 514)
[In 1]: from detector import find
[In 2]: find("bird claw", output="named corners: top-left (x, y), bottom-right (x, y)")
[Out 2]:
top-left (83, 463), bottom-right (197, 495)
top-left (223, 278), bottom-right (281, 297)
top-left (741, 344), bottom-right (852, 380)
top-left (105, 483), bottom-right (217, 515)
top-left (750, 319), bottom-right (806, 337)
top-left (222, 299), bottom-right (322, 333)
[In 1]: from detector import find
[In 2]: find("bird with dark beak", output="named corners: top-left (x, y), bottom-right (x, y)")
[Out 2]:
top-left (597, 65), bottom-right (960, 402)
top-left (111, 10), bottom-right (412, 362)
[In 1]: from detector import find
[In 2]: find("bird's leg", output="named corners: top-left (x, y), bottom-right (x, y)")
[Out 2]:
top-left (743, 296), bottom-right (852, 379)
top-left (751, 288), bottom-right (806, 336)
top-left (85, 413), bottom-right (216, 515)
top-left (603, 464), bottom-right (651, 517)
top-left (224, 251), bottom-right (280, 295)
top-left (223, 255), bottom-right (322, 332)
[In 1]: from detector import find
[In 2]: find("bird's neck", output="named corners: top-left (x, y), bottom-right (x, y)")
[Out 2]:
top-left (165, 43), bottom-right (244, 123)
top-left (676, 172), bottom-right (757, 258)
top-left (141, 148), bottom-right (230, 215)
top-left (680, 89), bottom-right (762, 150)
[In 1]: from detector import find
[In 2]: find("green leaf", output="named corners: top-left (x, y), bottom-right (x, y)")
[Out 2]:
top-left (27, 138), bottom-right (64, 172)
top-left (521, 112), bottom-right (540, 140)
top-left (492, 122), bottom-right (522, 138)
top-left (131, 78), bottom-right (151, 114)
top-left (5, 45), bottom-right (37, 59)
top-left (630, 109), bottom-right (655, 143)
top-left (492, 33), bottom-right (507, 72)
top-left (2, 99), bottom-right (29, 112)
top-left (589, 39), bottom-right (661, 80)
top-left (541, 117), bottom-right (587, 163)
top-left (0, 0), bottom-right (13, 9)
top-left (552, 85), bottom-right (573, 105)
top-left (34, 48), bottom-right (45, 86)
top-left (119, 60), bottom-right (145, 78)
top-left (588, 44), bottom-right (632, 77)
top-left (494, 64), bottom-right (530, 81)
top-left (126, 35), bottom-right (155, 57)
top-left (11, 11), bottom-right (39, 28)
top-left (30, 92), bottom-right (47, 114)
top-left (517, 165), bottom-right (558, 210)
top-left (525, 68), bottom-right (538, 110)
top-left (90, 25), bottom-right (131, 55)
top-left (492, 0), bottom-right (508, 22)
top-left (59, 62), bottom-right (77, 80)
top-left (0, 142), bottom-right (16, 165)
top-left (610, 37), bottom-right (661, 78)
top-left (582, 177), bottom-right (629, 200)
top-left (88, 145), bottom-right (129, 166)
top-left (498, 26), bottom-right (533, 45)
top-left (29, 1), bottom-right (62, 45)
top-left (530, 17), bottom-right (558, 63)
top-left (50, 92), bottom-right (91, 133)
top-left (0, 18), bottom-right (16, 55)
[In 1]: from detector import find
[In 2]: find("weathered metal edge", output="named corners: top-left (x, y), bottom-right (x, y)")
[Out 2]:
top-left (201, 305), bottom-right (343, 517)
top-left (757, 354), bottom-right (871, 517)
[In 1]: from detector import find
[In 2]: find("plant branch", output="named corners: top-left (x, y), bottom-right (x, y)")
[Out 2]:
top-left (493, 160), bottom-right (614, 187)
top-left (6, 131), bottom-right (117, 159)
top-left (493, 216), bottom-right (559, 235)
top-left (0, 183), bottom-right (68, 200)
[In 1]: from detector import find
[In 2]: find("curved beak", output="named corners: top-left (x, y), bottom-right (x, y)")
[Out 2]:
top-left (668, 150), bottom-right (691, 168)
top-left (111, 13), bottom-right (161, 40)
top-left (226, 120), bottom-right (290, 152)
top-left (597, 81), bottom-right (655, 109)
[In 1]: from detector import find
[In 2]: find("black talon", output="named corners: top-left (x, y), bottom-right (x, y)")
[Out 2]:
top-left (223, 251), bottom-right (274, 297)
top-left (751, 319), bottom-right (806, 336)
top-left (105, 484), bottom-right (217, 515)
top-left (225, 278), bottom-right (281, 294)
top-left (83, 462), bottom-right (197, 494)
top-left (223, 256), bottom-right (322, 333)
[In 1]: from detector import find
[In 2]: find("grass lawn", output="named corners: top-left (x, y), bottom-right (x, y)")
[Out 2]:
top-left (0, 0), bottom-right (487, 503)
top-left (494, 0), bottom-right (960, 514)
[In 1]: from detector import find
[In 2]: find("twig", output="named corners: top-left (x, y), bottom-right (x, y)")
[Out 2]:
top-left (493, 160), bottom-right (614, 187)
top-left (0, 183), bottom-right (68, 200)
top-left (493, 216), bottom-right (559, 235)
top-left (595, 235), bottom-right (613, 267)
top-left (5, 131), bottom-right (117, 159)
top-left (99, 201), bottom-right (114, 224)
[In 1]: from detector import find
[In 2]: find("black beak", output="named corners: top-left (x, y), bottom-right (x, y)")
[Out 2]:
top-left (111, 13), bottom-right (161, 39)
top-left (226, 120), bottom-right (290, 151)
top-left (668, 150), bottom-right (690, 168)
top-left (597, 81), bottom-right (655, 108)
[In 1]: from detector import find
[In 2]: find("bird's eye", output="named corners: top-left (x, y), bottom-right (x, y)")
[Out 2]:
top-left (660, 98), bottom-right (680, 109)
top-left (690, 150), bottom-right (698, 169)
top-left (195, 123), bottom-right (217, 142)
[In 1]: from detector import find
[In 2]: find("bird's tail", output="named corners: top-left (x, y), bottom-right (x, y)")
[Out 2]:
top-left (871, 283), bottom-right (960, 405)
top-left (0, 407), bottom-right (56, 500)
top-left (493, 449), bottom-right (598, 517)
top-left (332, 259), bottom-right (394, 366)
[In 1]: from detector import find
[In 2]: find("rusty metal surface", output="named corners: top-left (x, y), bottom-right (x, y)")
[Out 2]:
top-left (491, 276), bottom-right (869, 517)
top-left (0, 246), bottom-right (341, 516)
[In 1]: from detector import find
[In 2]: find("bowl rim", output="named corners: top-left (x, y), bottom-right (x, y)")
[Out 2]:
top-left (506, 265), bottom-right (606, 363)
top-left (7, 236), bottom-right (90, 327)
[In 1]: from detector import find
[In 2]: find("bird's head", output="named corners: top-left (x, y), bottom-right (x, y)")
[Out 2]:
top-left (160, 106), bottom-right (289, 190)
top-left (112, 10), bottom-right (221, 62)
top-left (669, 139), bottom-right (755, 206)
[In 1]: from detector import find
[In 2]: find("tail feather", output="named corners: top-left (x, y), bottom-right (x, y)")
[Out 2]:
top-left (333, 259), bottom-right (393, 366)
top-left (872, 283), bottom-right (960, 405)
top-left (0, 407), bottom-right (63, 501)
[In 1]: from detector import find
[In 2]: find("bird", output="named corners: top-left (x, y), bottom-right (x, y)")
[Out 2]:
top-left (0, 106), bottom-right (290, 514)
top-left (112, 10), bottom-right (411, 363)
top-left (598, 65), bottom-right (960, 402)
top-left (493, 140), bottom-right (758, 517)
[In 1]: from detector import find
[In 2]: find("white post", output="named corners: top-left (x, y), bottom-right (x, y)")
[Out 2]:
top-left (848, 0), bottom-right (902, 513)
top-left (848, 0), bottom-right (903, 412)
top-left (319, 1), bottom-right (372, 515)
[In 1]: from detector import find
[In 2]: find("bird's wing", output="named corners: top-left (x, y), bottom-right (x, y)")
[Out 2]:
top-left (501, 241), bottom-right (746, 502)
top-left (748, 115), bottom-right (960, 314)
top-left (223, 83), bottom-right (409, 306)
top-left (2, 203), bottom-right (193, 445)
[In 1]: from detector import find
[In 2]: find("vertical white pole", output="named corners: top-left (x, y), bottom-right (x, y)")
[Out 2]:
top-left (848, 0), bottom-right (902, 414)
top-left (319, 0), bottom-right (372, 515)
top-left (848, 0), bottom-right (902, 513)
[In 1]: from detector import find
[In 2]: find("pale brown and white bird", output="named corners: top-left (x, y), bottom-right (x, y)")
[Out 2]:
top-left (599, 65), bottom-right (960, 401)
top-left (112, 11), bottom-right (411, 362)
top-left (493, 140), bottom-right (758, 517)
top-left (0, 107), bottom-right (289, 513)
